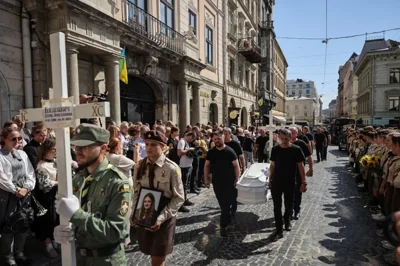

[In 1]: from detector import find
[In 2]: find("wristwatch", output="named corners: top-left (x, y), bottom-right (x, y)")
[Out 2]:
top-left (302, 182), bottom-right (307, 185)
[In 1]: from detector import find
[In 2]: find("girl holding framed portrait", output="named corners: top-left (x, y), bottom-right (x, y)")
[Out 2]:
top-left (132, 130), bottom-right (184, 266)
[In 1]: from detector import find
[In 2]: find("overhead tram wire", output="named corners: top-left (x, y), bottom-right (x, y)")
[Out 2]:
top-left (276, 27), bottom-right (400, 41)
top-left (321, 0), bottom-right (329, 92)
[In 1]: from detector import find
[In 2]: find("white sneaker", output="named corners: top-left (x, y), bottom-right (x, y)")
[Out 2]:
top-left (381, 240), bottom-right (396, 250)
top-left (372, 213), bottom-right (386, 222)
top-left (357, 183), bottom-right (364, 188)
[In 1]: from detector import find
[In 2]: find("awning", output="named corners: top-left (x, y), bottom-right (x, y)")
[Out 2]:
top-left (263, 114), bottom-right (287, 123)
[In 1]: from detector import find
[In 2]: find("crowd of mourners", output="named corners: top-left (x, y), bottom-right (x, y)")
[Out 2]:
top-left (346, 126), bottom-right (400, 265)
top-left (0, 113), bottom-right (340, 266)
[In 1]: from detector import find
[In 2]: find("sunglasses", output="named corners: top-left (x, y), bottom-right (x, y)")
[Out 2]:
top-left (11, 137), bottom-right (22, 142)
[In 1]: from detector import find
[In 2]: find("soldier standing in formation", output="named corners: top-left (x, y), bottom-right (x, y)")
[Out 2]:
top-left (53, 124), bottom-right (132, 265)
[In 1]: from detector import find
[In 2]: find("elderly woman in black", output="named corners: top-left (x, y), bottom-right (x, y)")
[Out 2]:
top-left (0, 127), bottom-right (35, 266)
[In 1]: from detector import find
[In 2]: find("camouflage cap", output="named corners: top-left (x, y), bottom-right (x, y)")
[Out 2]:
top-left (71, 123), bottom-right (110, 147)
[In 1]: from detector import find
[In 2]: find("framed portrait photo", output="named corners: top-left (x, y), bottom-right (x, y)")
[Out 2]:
top-left (133, 187), bottom-right (163, 228)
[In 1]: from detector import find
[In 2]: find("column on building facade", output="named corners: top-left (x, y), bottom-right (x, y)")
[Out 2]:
top-left (66, 43), bottom-right (80, 105)
top-left (105, 55), bottom-right (121, 125)
top-left (179, 80), bottom-right (189, 132)
top-left (191, 84), bottom-right (201, 125)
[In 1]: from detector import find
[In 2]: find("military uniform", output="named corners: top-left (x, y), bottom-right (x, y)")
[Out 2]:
top-left (55, 124), bottom-right (132, 266)
top-left (71, 159), bottom-right (131, 265)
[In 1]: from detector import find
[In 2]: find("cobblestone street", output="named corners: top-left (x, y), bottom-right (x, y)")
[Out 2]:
top-left (28, 146), bottom-right (388, 266)
top-left (124, 147), bottom-right (387, 266)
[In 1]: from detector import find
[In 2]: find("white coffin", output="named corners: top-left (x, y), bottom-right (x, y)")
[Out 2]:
top-left (237, 163), bottom-right (270, 205)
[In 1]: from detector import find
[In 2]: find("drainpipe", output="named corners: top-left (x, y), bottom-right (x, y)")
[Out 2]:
top-left (222, 0), bottom-right (227, 124)
top-left (371, 55), bottom-right (376, 125)
top-left (21, 6), bottom-right (34, 110)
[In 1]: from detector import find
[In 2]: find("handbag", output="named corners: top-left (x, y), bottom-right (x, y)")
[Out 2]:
top-left (2, 195), bottom-right (34, 234)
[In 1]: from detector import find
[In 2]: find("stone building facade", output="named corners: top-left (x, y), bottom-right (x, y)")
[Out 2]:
top-left (355, 39), bottom-right (400, 126)
top-left (224, 0), bottom-right (260, 127)
top-left (0, 0), bottom-right (284, 131)
top-left (0, 1), bottom-right (26, 126)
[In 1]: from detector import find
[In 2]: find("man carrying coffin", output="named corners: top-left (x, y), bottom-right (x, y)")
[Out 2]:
top-left (53, 124), bottom-right (132, 265)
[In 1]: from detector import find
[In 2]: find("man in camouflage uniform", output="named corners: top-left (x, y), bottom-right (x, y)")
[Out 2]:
top-left (54, 124), bottom-right (131, 265)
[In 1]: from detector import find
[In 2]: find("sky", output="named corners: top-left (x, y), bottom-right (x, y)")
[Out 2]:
top-left (274, 0), bottom-right (400, 109)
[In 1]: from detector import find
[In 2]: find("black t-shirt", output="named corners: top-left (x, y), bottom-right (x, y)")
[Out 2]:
top-left (314, 133), bottom-right (326, 147)
top-left (206, 146), bottom-right (238, 183)
top-left (323, 131), bottom-right (330, 141)
top-left (225, 140), bottom-right (243, 156)
top-left (292, 139), bottom-right (311, 162)
top-left (306, 132), bottom-right (314, 142)
top-left (237, 135), bottom-right (245, 147)
top-left (242, 137), bottom-right (254, 152)
top-left (256, 136), bottom-right (268, 155)
top-left (298, 134), bottom-right (309, 144)
top-left (270, 144), bottom-right (305, 184)
top-left (167, 137), bottom-right (180, 164)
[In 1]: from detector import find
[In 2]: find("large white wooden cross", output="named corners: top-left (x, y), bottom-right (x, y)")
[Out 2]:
top-left (265, 110), bottom-right (276, 161)
top-left (19, 33), bottom-right (110, 266)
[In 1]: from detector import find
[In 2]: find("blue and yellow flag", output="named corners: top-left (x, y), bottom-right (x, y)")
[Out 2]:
top-left (119, 47), bottom-right (128, 84)
top-left (257, 98), bottom-right (264, 106)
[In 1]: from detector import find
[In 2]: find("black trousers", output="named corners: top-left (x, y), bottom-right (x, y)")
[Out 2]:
top-left (181, 167), bottom-right (192, 201)
top-left (271, 183), bottom-right (295, 231)
top-left (293, 176), bottom-right (302, 215)
top-left (213, 182), bottom-right (236, 228)
top-left (316, 146), bottom-right (323, 161)
top-left (197, 158), bottom-right (206, 187)
top-left (257, 153), bottom-right (268, 163)
top-left (190, 157), bottom-right (199, 189)
top-left (322, 146), bottom-right (328, 160)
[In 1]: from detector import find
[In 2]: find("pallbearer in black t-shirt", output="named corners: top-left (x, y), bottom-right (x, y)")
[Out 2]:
top-left (204, 131), bottom-right (241, 237)
top-left (289, 127), bottom-right (313, 220)
top-left (269, 129), bottom-right (306, 242)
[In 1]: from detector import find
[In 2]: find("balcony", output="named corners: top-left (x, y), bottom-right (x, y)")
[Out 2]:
top-left (121, 0), bottom-right (186, 56)
top-left (259, 20), bottom-right (274, 30)
top-left (238, 37), bottom-right (261, 63)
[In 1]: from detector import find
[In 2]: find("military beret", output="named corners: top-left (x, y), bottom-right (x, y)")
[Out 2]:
top-left (71, 123), bottom-right (110, 146)
top-left (144, 130), bottom-right (167, 145)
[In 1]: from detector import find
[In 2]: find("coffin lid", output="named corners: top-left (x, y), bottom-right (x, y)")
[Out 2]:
top-left (237, 163), bottom-right (269, 187)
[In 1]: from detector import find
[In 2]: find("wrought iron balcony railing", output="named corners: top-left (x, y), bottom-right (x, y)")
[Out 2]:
top-left (121, 0), bottom-right (186, 56)
top-left (238, 37), bottom-right (261, 63)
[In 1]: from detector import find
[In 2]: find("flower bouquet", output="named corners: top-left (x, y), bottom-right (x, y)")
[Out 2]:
top-left (359, 154), bottom-right (380, 169)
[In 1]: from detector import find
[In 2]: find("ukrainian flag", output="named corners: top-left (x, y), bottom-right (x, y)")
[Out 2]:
top-left (119, 47), bottom-right (128, 84)
top-left (257, 98), bottom-right (264, 106)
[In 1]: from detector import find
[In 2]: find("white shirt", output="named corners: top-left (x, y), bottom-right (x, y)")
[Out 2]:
top-left (106, 153), bottom-right (135, 180)
top-left (177, 139), bottom-right (193, 168)
top-left (134, 137), bottom-right (147, 159)
top-left (0, 149), bottom-right (35, 193)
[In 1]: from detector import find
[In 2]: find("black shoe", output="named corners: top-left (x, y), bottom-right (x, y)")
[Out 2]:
top-left (293, 213), bottom-right (300, 220)
top-left (14, 253), bottom-right (30, 265)
top-left (231, 213), bottom-right (237, 224)
top-left (270, 230), bottom-right (283, 242)
top-left (178, 206), bottom-right (190, 212)
top-left (285, 222), bottom-right (292, 231)
top-left (220, 227), bottom-right (227, 237)
top-left (317, 160), bottom-right (320, 163)
top-left (3, 255), bottom-right (17, 266)
top-left (124, 244), bottom-right (135, 252)
top-left (190, 188), bottom-right (200, 194)
top-left (183, 200), bottom-right (194, 206)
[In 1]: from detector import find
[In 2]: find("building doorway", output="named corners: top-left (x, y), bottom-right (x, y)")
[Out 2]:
top-left (120, 76), bottom-right (156, 125)
top-left (209, 103), bottom-right (218, 124)
top-left (240, 107), bottom-right (248, 126)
